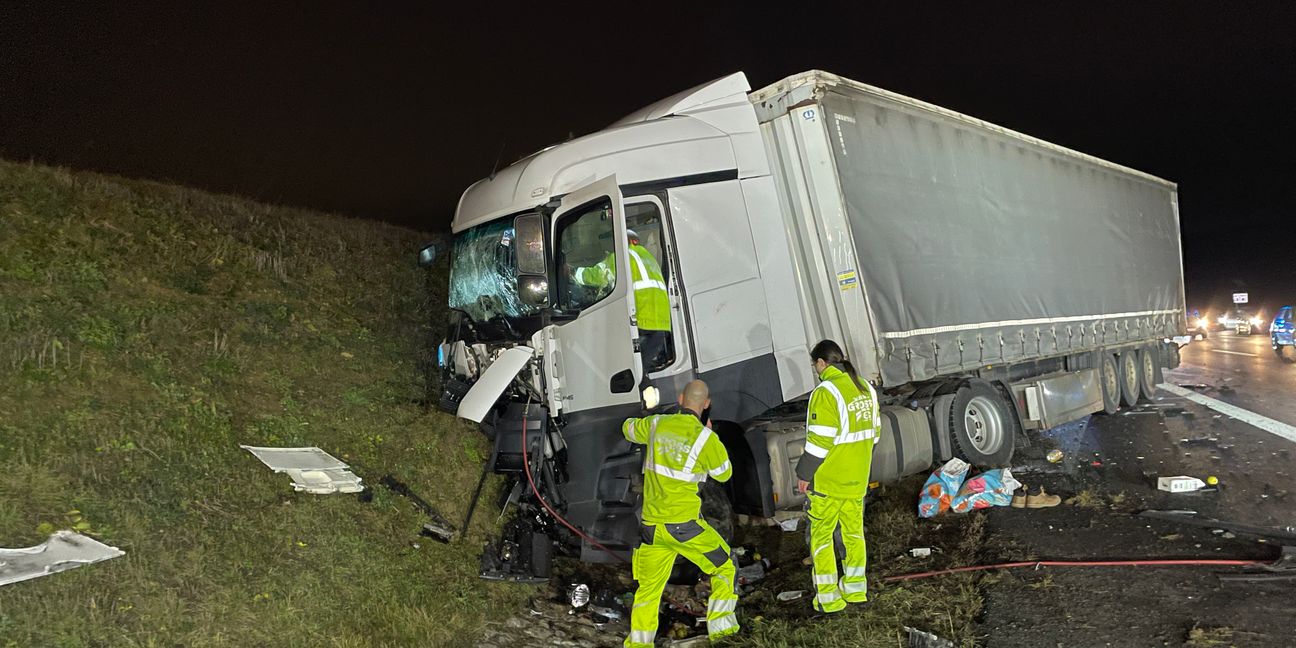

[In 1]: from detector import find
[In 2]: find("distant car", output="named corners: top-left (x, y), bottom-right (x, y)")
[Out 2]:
top-left (1272, 306), bottom-right (1294, 359)
top-left (1186, 315), bottom-right (1210, 339)
top-left (1220, 308), bottom-right (1263, 335)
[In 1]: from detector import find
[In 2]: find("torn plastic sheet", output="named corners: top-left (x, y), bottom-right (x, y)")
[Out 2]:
top-left (241, 445), bottom-right (364, 494)
top-left (1, 530), bottom-right (125, 587)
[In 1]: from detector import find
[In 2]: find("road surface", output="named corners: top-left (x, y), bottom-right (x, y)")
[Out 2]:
top-left (978, 332), bottom-right (1296, 647)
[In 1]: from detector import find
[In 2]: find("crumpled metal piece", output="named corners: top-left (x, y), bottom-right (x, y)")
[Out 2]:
top-left (0, 530), bottom-right (125, 587)
top-left (241, 445), bottom-right (364, 494)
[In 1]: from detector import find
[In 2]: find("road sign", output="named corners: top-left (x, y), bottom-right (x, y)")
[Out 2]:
top-left (1233, 292), bottom-right (1249, 304)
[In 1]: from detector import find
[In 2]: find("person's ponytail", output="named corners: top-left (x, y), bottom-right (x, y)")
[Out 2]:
top-left (811, 339), bottom-right (865, 391)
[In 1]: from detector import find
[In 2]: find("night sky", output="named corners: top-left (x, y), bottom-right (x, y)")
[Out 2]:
top-left (3, 3), bottom-right (1293, 315)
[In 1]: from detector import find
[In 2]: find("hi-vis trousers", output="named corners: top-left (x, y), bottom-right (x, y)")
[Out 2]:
top-left (625, 519), bottom-right (739, 647)
top-left (806, 491), bottom-right (868, 612)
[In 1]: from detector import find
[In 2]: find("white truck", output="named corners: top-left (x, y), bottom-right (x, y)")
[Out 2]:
top-left (429, 70), bottom-right (1186, 575)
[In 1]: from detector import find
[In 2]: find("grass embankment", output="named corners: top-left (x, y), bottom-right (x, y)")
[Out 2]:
top-left (0, 160), bottom-right (529, 646)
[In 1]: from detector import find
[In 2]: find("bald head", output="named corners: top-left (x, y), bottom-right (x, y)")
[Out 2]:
top-left (680, 379), bottom-right (711, 415)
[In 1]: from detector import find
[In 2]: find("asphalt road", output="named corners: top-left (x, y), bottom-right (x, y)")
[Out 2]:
top-left (979, 331), bottom-right (1296, 647)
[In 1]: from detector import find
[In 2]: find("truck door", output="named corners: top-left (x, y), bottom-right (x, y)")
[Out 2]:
top-left (547, 176), bottom-right (643, 413)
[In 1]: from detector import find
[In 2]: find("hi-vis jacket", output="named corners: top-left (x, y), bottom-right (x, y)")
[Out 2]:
top-left (795, 365), bottom-right (880, 499)
top-left (623, 411), bottom-right (732, 524)
top-left (573, 243), bottom-right (671, 331)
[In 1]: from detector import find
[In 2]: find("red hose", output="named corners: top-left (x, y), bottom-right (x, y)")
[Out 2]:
top-left (520, 402), bottom-right (628, 563)
top-left (882, 558), bottom-right (1266, 583)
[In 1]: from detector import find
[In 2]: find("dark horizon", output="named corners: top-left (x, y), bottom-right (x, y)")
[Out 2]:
top-left (2, 2), bottom-right (1293, 308)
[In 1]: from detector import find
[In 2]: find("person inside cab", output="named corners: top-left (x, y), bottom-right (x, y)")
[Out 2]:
top-left (569, 229), bottom-right (672, 373)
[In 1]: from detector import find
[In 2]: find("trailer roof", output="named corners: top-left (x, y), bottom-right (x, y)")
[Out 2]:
top-left (750, 70), bottom-right (1176, 189)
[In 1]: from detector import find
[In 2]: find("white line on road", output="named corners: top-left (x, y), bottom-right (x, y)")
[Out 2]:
top-left (1210, 349), bottom-right (1258, 357)
top-left (1158, 383), bottom-right (1296, 444)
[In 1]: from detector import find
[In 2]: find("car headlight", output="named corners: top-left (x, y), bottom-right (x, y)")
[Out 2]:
top-left (1251, 317), bottom-right (1263, 325)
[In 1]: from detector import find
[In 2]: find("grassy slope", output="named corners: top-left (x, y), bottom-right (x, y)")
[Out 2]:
top-left (0, 160), bottom-right (530, 646)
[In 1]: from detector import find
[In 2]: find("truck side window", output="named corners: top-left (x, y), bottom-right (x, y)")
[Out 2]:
top-left (555, 200), bottom-right (616, 312)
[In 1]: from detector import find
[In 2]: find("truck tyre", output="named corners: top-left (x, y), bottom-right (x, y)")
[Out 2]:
top-left (1098, 353), bottom-right (1120, 415)
top-left (1117, 350), bottom-right (1141, 408)
top-left (947, 380), bottom-right (1015, 466)
top-left (1275, 339), bottom-right (1294, 363)
top-left (698, 480), bottom-right (734, 544)
top-left (1138, 346), bottom-right (1162, 401)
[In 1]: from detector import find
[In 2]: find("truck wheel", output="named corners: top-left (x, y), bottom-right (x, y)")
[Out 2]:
top-left (698, 480), bottom-right (734, 544)
top-left (1117, 350), bottom-right (1141, 408)
top-left (1098, 353), bottom-right (1120, 414)
top-left (1138, 346), bottom-right (1161, 401)
top-left (1276, 340), bottom-right (1294, 363)
top-left (947, 380), bottom-right (1014, 466)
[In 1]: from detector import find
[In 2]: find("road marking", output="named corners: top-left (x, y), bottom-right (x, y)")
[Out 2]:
top-left (1210, 349), bottom-right (1257, 357)
top-left (1158, 383), bottom-right (1296, 444)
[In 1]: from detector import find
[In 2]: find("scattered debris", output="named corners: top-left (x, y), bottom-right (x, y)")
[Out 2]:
top-left (378, 475), bottom-right (456, 543)
top-left (1158, 476), bottom-right (1206, 493)
top-left (570, 583), bottom-right (591, 608)
top-left (1180, 436), bottom-right (1220, 447)
top-left (1046, 449), bottom-right (1064, 463)
top-left (909, 547), bottom-right (933, 558)
top-left (736, 558), bottom-right (769, 584)
top-left (776, 589), bottom-right (807, 602)
top-left (906, 626), bottom-right (957, 648)
top-left (0, 530), bottom-right (125, 587)
top-left (918, 458), bottom-right (970, 518)
top-left (1137, 510), bottom-right (1296, 543)
top-left (240, 445), bottom-right (363, 494)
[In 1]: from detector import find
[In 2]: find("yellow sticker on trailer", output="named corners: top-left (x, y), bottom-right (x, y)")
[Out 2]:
top-left (837, 270), bottom-right (858, 290)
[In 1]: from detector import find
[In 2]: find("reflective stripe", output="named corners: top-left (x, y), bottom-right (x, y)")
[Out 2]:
top-left (836, 429), bottom-right (876, 445)
top-left (645, 416), bottom-right (661, 471)
top-left (804, 441), bottom-right (829, 458)
top-left (807, 424), bottom-right (837, 437)
top-left (651, 464), bottom-right (704, 483)
top-left (709, 460), bottom-right (731, 478)
top-left (816, 591), bottom-right (841, 603)
top-left (630, 629), bottom-right (655, 644)
top-left (813, 544), bottom-right (833, 558)
top-left (817, 380), bottom-right (850, 435)
top-left (681, 425), bottom-right (713, 473)
top-left (813, 573), bottom-right (838, 585)
top-left (633, 279), bottom-right (668, 292)
top-left (708, 613), bottom-right (738, 634)
top-left (841, 580), bottom-right (868, 594)
top-left (843, 566), bottom-right (867, 578)
top-left (709, 598), bottom-right (737, 614)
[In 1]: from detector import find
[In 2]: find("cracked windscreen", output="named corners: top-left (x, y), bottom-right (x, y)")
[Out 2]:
top-left (448, 216), bottom-right (540, 324)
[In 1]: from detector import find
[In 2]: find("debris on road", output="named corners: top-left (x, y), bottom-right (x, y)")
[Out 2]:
top-left (1157, 476), bottom-right (1207, 493)
top-left (1046, 449), bottom-right (1064, 463)
top-left (776, 589), bottom-right (807, 602)
top-left (0, 530), bottom-right (125, 587)
top-left (569, 583), bottom-right (591, 608)
top-left (1138, 510), bottom-right (1296, 543)
top-left (240, 445), bottom-right (363, 494)
top-left (909, 547), bottom-right (933, 558)
top-left (378, 475), bottom-right (456, 543)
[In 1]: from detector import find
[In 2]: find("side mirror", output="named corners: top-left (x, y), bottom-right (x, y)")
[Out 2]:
top-left (513, 213), bottom-right (546, 276)
top-left (417, 243), bottom-right (438, 267)
top-left (518, 275), bottom-right (549, 307)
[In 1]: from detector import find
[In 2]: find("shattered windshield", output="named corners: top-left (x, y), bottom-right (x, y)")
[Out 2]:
top-left (448, 216), bottom-right (541, 323)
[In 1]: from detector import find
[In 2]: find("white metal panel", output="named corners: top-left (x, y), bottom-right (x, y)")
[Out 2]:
top-left (456, 346), bottom-right (535, 423)
top-left (612, 72), bottom-right (751, 126)
top-left (739, 176), bottom-right (813, 401)
top-left (668, 181), bottom-right (773, 372)
top-left (787, 104), bottom-right (884, 384)
top-left (453, 118), bottom-right (734, 232)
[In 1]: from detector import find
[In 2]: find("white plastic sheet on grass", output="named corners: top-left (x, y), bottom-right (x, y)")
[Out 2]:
top-left (0, 530), bottom-right (125, 587)
top-left (240, 445), bottom-right (364, 494)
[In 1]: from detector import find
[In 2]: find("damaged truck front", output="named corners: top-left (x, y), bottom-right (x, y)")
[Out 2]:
top-left (428, 70), bottom-right (1187, 581)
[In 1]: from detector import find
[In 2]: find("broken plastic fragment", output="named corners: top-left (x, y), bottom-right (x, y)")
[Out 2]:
top-left (240, 445), bottom-right (363, 494)
top-left (0, 530), bottom-right (125, 587)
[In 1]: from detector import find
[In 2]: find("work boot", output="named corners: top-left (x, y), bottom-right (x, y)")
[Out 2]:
top-left (1011, 485), bottom-right (1027, 509)
top-left (1025, 486), bottom-right (1061, 509)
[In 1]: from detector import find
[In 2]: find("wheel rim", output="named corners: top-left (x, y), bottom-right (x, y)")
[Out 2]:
top-left (1142, 352), bottom-right (1154, 385)
top-left (964, 395), bottom-right (1004, 454)
top-left (1124, 355), bottom-right (1138, 393)
top-left (1104, 358), bottom-right (1118, 398)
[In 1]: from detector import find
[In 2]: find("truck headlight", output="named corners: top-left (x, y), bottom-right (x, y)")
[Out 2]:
top-left (1196, 318), bottom-right (1209, 329)
top-left (642, 386), bottom-right (660, 410)
top-left (1250, 317), bottom-right (1263, 325)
